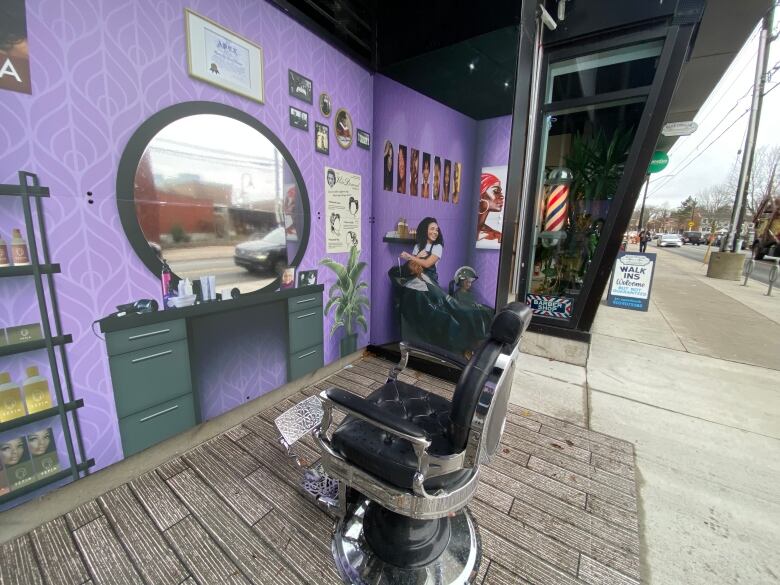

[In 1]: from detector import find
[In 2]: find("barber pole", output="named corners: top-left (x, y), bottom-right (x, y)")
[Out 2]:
top-left (544, 167), bottom-right (572, 232)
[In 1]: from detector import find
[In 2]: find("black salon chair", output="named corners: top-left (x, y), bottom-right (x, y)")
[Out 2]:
top-left (317, 302), bottom-right (532, 584)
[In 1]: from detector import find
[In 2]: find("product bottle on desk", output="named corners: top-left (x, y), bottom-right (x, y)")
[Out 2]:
top-left (0, 372), bottom-right (26, 422)
top-left (10, 229), bottom-right (30, 266)
top-left (22, 367), bottom-right (53, 414)
top-left (161, 260), bottom-right (175, 309)
top-left (0, 233), bottom-right (10, 267)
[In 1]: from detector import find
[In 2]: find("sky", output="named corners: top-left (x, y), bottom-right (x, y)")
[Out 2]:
top-left (647, 13), bottom-right (780, 208)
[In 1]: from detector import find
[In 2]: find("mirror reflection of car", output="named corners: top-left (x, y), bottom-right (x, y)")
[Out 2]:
top-left (234, 227), bottom-right (287, 274)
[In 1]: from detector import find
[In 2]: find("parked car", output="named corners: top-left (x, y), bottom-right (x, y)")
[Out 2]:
top-left (656, 234), bottom-right (682, 247)
top-left (234, 227), bottom-right (288, 274)
top-left (682, 231), bottom-right (706, 245)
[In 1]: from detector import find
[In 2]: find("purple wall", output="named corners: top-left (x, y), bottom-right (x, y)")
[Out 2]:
top-left (369, 76), bottom-right (478, 345)
top-left (469, 115), bottom-right (512, 307)
top-left (0, 0), bottom-right (372, 473)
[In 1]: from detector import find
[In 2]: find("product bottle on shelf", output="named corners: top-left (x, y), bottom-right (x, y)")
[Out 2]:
top-left (0, 233), bottom-right (10, 267)
top-left (10, 229), bottom-right (30, 266)
top-left (161, 260), bottom-right (175, 309)
top-left (22, 366), bottom-right (53, 414)
top-left (0, 372), bottom-right (26, 422)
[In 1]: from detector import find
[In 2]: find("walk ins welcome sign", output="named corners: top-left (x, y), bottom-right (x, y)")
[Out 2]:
top-left (607, 252), bottom-right (656, 311)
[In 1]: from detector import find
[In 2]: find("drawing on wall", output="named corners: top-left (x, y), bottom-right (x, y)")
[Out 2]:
top-left (335, 108), bottom-right (353, 149)
top-left (409, 149), bottom-right (419, 197)
top-left (319, 92), bottom-right (332, 117)
top-left (433, 156), bottom-right (441, 200)
top-left (453, 162), bottom-right (462, 204)
top-left (289, 105), bottom-right (308, 130)
top-left (397, 145), bottom-right (407, 194)
top-left (325, 167), bottom-right (361, 253)
top-left (288, 69), bottom-right (312, 103)
top-left (421, 153), bottom-right (431, 198)
top-left (476, 165), bottom-right (507, 249)
top-left (443, 159), bottom-right (452, 202)
top-left (0, 0), bottom-right (31, 95)
top-left (185, 9), bottom-right (264, 103)
top-left (383, 141), bottom-right (394, 191)
top-left (315, 122), bottom-right (329, 154)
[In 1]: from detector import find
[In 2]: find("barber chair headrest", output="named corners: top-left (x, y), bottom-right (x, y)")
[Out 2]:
top-left (490, 302), bottom-right (532, 347)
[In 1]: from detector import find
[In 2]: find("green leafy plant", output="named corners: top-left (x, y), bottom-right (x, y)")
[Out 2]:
top-left (170, 224), bottom-right (190, 243)
top-left (566, 127), bottom-right (634, 202)
top-left (320, 245), bottom-right (370, 338)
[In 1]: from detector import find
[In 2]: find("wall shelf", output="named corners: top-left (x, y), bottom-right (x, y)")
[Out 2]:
top-left (0, 184), bottom-right (50, 198)
top-left (383, 236), bottom-right (416, 244)
top-left (0, 400), bottom-right (85, 434)
top-left (0, 264), bottom-right (61, 278)
top-left (0, 335), bottom-right (73, 358)
top-left (0, 461), bottom-right (95, 505)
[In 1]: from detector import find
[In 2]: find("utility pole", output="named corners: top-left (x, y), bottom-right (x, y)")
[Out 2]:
top-left (723, 5), bottom-right (775, 252)
top-left (637, 175), bottom-right (650, 230)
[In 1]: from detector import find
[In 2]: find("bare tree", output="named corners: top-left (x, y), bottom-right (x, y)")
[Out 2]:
top-left (745, 145), bottom-right (780, 217)
top-left (697, 184), bottom-right (732, 228)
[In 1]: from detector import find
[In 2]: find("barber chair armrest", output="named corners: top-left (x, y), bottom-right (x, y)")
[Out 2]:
top-left (389, 340), bottom-right (468, 381)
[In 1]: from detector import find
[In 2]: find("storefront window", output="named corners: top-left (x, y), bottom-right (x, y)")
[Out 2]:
top-left (526, 41), bottom-right (661, 321)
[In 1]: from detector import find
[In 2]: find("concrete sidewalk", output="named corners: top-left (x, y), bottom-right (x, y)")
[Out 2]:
top-left (509, 245), bottom-right (780, 585)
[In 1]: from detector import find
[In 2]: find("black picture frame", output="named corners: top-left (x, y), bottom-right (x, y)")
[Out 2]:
top-left (289, 105), bottom-right (309, 131)
top-left (315, 122), bottom-right (329, 155)
top-left (288, 69), bottom-right (313, 103)
top-left (296, 269), bottom-right (318, 287)
top-left (356, 129), bottom-right (370, 150)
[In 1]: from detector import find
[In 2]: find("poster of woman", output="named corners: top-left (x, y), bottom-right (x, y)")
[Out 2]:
top-left (476, 166), bottom-right (507, 249)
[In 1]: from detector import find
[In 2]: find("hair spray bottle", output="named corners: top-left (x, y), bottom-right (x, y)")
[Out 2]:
top-left (161, 261), bottom-right (175, 309)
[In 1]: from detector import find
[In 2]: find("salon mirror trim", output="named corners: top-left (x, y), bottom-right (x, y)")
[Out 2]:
top-left (116, 101), bottom-right (311, 290)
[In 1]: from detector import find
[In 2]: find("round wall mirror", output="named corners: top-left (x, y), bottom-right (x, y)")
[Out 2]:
top-left (117, 102), bottom-right (310, 297)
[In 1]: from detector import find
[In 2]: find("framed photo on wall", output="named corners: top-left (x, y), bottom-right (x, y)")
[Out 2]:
top-left (289, 106), bottom-right (309, 130)
top-left (421, 153), bottom-right (431, 198)
top-left (289, 69), bottom-right (313, 103)
top-left (184, 9), bottom-right (264, 104)
top-left (319, 93), bottom-right (332, 117)
top-left (315, 122), bottom-right (329, 154)
top-left (335, 108), bottom-right (353, 149)
top-left (356, 129), bottom-right (371, 150)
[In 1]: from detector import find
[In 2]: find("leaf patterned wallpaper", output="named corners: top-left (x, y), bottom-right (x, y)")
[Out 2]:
top-left (0, 0), bottom-right (373, 473)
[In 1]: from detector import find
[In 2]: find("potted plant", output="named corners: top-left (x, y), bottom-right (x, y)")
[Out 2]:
top-left (320, 245), bottom-right (370, 357)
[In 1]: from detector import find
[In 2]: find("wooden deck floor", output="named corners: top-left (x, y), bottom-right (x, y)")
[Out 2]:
top-left (0, 356), bottom-right (642, 585)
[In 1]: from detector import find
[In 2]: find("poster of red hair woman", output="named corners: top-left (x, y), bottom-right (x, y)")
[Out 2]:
top-left (476, 166), bottom-right (507, 249)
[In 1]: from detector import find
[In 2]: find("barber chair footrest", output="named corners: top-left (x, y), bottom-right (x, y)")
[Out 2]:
top-left (332, 500), bottom-right (481, 584)
top-left (300, 463), bottom-right (340, 516)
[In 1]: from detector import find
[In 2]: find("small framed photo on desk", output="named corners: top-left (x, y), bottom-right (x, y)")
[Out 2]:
top-left (297, 269), bottom-right (318, 288)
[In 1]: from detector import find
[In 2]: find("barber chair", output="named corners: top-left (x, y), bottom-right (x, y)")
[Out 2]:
top-left (316, 302), bottom-right (532, 584)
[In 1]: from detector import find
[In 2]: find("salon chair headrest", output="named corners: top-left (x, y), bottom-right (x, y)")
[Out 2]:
top-left (490, 302), bottom-right (532, 346)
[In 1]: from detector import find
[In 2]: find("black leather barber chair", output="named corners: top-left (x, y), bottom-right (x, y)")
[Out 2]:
top-left (317, 302), bottom-right (532, 584)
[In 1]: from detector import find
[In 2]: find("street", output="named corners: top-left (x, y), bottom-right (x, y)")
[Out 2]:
top-left (164, 246), bottom-right (278, 293)
top-left (659, 242), bottom-right (775, 285)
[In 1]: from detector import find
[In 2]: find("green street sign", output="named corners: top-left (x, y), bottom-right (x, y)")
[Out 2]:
top-left (648, 150), bottom-right (669, 174)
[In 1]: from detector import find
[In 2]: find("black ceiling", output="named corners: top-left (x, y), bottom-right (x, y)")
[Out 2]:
top-left (267, 0), bottom-right (521, 119)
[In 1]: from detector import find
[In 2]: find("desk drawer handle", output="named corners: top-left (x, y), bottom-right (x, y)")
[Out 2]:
top-left (298, 350), bottom-right (318, 359)
top-left (131, 349), bottom-right (173, 364)
top-left (139, 404), bottom-right (179, 422)
top-left (296, 312), bottom-right (317, 319)
top-left (128, 328), bottom-right (171, 341)
top-left (296, 297), bottom-right (317, 304)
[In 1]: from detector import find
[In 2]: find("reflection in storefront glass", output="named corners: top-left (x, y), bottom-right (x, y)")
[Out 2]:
top-left (133, 114), bottom-right (303, 295)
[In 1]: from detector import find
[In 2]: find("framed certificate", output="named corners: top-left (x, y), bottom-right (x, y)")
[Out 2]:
top-left (185, 9), bottom-right (264, 104)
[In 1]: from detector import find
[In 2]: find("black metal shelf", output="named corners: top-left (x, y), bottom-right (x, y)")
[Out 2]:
top-left (0, 184), bottom-right (50, 197)
top-left (0, 335), bottom-right (73, 358)
top-left (0, 460), bottom-right (95, 505)
top-left (383, 235), bottom-right (417, 244)
top-left (0, 264), bottom-right (61, 278)
top-left (0, 400), bottom-right (85, 434)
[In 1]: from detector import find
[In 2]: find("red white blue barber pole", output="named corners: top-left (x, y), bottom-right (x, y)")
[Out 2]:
top-left (539, 167), bottom-right (573, 247)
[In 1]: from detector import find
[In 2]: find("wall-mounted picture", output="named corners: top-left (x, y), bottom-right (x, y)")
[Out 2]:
top-left (0, 0), bottom-right (32, 95)
top-left (476, 166), bottom-right (507, 249)
top-left (383, 141), bottom-right (394, 191)
top-left (319, 92), bottom-right (332, 117)
top-left (288, 69), bottom-right (312, 103)
top-left (433, 156), bottom-right (441, 200)
top-left (443, 159), bottom-right (452, 202)
top-left (335, 108), bottom-right (353, 149)
top-left (422, 153), bottom-right (431, 198)
top-left (289, 105), bottom-right (308, 130)
top-left (397, 145), bottom-right (407, 194)
top-left (185, 9), bottom-right (264, 104)
top-left (315, 122), bottom-right (329, 154)
top-left (297, 269), bottom-right (318, 287)
top-left (453, 162), bottom-right (462, 204)
top-left (356, 129), bottom-right (371, 150)
top-left (280, 267), bottom-right (295, 289)
top-left (409, 149), bottom-right (419, 197)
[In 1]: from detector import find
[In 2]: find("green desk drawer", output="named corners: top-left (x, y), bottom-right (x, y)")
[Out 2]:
top-left (119, 393), bottom-right (195, 457)
top-left (289, 344), bottom-right (324, 381)
top-left (288, 294), bottom-right (322, 315)
top-left (288, 306), bottom-right (323, 354)
top-left (106, 319), bottom-right (186, 356)
top-left (109, 339), bottom-right (192, 418)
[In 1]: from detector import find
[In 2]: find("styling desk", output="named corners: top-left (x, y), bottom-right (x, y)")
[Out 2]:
top-left (98, 285), bottom-right (324, 457)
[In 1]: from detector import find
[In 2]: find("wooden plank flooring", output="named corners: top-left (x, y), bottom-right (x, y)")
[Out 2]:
top-left (0, 355), bottom-right (642, 584)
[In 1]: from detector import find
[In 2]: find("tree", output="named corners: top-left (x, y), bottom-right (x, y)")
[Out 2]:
top-left (745, 145), bottom-right (780, 218)
top-left (671, 196), bottom-right (700, 230)
top-left (696, 184), bottom-right (732, 230)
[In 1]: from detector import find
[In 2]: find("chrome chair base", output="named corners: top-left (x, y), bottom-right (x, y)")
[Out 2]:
top-left (332, 501), bottom-right (481, 585)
